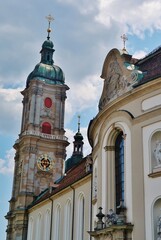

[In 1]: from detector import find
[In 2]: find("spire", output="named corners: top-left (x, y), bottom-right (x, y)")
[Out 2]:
top-left (73, 115), bottom-right (83, 155)
top-left (78, 115), bottom-right (80, 133)
top-left (26, 15), bottom-right (66, 87)
top-left (46, 14), bottom-right (54, 40)
top-left (65, 116), bottom-right (84, 172)
top-left (40, 14), bottom-right (55, 65)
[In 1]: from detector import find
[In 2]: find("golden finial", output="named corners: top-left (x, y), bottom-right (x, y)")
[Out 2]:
top-left (45, 14), bottom-right (54, 40)
top-left (121, 34), bottom-right (128, 51)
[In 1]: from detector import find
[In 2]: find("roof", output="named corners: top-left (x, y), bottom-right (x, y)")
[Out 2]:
top-left (135, 46), bottom-right (161, 85)
top-left (29, 156), bottom-right (92, 208)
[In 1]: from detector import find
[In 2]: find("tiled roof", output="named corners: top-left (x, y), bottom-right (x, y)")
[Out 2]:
top-left (135, 46), bottom-right (161, 85)
top-left (29, 156), bottom-right (92, 208)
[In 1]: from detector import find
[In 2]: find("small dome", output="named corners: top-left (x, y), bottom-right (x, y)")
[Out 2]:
top-left (26, 63), bottom-right (65, 87)
top-left (42, 39), bottom-right (54, 50)
top-left (74, 132), bottom-right (83, 141)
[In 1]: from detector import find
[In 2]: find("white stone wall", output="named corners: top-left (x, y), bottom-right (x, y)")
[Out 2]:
top-left (27, 176), bottom-right (91, 240)
top-left (143, 121), bottom-right (161, 240)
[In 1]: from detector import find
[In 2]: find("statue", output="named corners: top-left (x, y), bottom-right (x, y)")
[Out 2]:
top-left (105, 209), bottom-right (118, 227)
top-left (157, 212), bottom-right (161, 240)
top-left (154, 141), bottom-right (161, 166)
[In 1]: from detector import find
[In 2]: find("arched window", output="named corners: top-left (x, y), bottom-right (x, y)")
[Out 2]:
top-left (27, 217), bottom-right (33, 240)
top-left (44, 210), bottom-right (50, 240)
top-left (35, 213), bottom-right (42, 240)
top-left (53, 204), bottom-right (61, 240)
top-left (77, 193), bottom-right (85, 240)
top-left (42, 122), bottom-right (51, 134)
top-left (151, 131), bottom-right (161, 171)
top-left (153, 198), bottom-right (161, 240)
top-left (64, 200), bottom-right (72, 240)
top-left (115, 132), bottom-right (124, 212)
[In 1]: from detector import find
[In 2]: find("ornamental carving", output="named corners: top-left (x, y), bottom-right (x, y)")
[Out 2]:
top-left (37, 88), bottom-right (43, 96)
top-left (99, 50), bottom-right (143, 111)
top-left (22, 146), bottom-right (38, 154)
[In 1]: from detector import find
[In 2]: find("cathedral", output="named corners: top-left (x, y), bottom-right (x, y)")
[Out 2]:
top-left (5, 17), bottom-right (161, 240)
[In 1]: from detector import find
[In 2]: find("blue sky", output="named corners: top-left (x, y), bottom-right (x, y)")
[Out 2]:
top-left (1, 0), bottom-right (161, 238)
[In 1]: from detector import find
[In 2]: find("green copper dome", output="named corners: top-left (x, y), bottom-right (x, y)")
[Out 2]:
top-left (27, 63), bottom-right (65, 87)
top-left (42, 39), bottom-right (54, 49)
top-left (26, 37), bottom-right (65, 87)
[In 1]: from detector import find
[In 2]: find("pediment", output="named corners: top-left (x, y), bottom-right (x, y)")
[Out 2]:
top-left (99, 48), bottom-right (143, 111)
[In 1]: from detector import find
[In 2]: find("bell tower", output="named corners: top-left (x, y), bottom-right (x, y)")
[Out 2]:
top-left (6, 15), bottom-right (69, 240)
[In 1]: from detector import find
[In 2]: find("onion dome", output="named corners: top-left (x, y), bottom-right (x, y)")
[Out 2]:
top-left (26, 16), bottom-right (65, 87)
top-left (26, 62), bottom-right (65, 87)
top-left (42, 39), bottom-right (54, 49)
top-left (74, 131), bottom-right (83, 141)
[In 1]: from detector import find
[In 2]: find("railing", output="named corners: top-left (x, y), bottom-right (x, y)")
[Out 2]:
top-left (20, 130), bottom-right (68, 141)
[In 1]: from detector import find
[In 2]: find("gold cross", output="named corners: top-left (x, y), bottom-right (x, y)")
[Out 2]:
top-left (46, 14), bottom-right (54, 24)
top-left (121, 34), bottom-right (128, 51)
top-left (45, 14), bottom-right (54, 39)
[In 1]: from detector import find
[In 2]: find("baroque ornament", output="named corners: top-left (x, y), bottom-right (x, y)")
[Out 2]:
top-left (99, 50), bottom-right (143, 111)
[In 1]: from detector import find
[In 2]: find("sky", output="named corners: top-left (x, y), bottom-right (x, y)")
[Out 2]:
top-left (1, 0), bottom-right (161, 238)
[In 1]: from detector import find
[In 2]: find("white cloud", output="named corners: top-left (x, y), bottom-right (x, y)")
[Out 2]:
top-left (57, 0), bottom-right (97, 14)
top-left (133, 50), bottom-right (147, 59)
top-left (65, 74), bottom-right (103, 123)
top-left (95, 0), bottom-right (161, 37)
top-left (0, 23), bottom-right (28, 35)
top-left (0, 148), bottom-right (15, 175)
top-left (58, 0), bottom-right (161, 37)
top-left (0, 88), bottom-right (22, 135)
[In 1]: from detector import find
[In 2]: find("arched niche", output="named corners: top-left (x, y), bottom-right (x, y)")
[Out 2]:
top-left (151, 131), bottom-right (161, 172)
top-left (153, 198), bottom-right (161, 240)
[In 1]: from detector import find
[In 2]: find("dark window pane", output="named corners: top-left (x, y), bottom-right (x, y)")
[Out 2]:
top-left (115, 132), bottom-right (124, 212)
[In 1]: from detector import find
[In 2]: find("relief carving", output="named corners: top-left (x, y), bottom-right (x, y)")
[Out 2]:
top-left (99, 53), bottom-right (143, 111)
top-left (36, 88), bottom-right (43, 96)
top-left (22, 146), bottom-right (38, 154)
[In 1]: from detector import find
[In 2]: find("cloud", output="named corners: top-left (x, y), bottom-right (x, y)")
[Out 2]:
top-left (65, 74), bottom-right (103, 123)
top-left (133, 50), bottom-right (147, 59)
top-left (0, 148), bottom-right (15, 175)
top-left (0, 88), bottom-right (22, 136)
top-left (95, 0), bottom-right (161, 37)
top-left (57, 0), bottom-right (97, 15)
top-left (57, 0), bottom-right (161, 37)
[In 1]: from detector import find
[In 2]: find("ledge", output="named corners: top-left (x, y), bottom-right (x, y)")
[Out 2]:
top-left (148, 171), bottom-right (161, 178)
top-left (88, 224), bottom-right (133, 237)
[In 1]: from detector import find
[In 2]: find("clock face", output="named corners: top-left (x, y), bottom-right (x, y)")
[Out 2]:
top-left (37, 154), bottom-right (53, 171)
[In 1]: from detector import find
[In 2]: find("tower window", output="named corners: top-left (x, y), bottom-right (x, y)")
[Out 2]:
top-left (44, 97), bottom-right (52, 108)
top-left (115, 132), bottom-right (124, 213)
top-left (42, 122), bottom-right (51, 134)
top-left (47, 52), bottom-right (50, 61)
